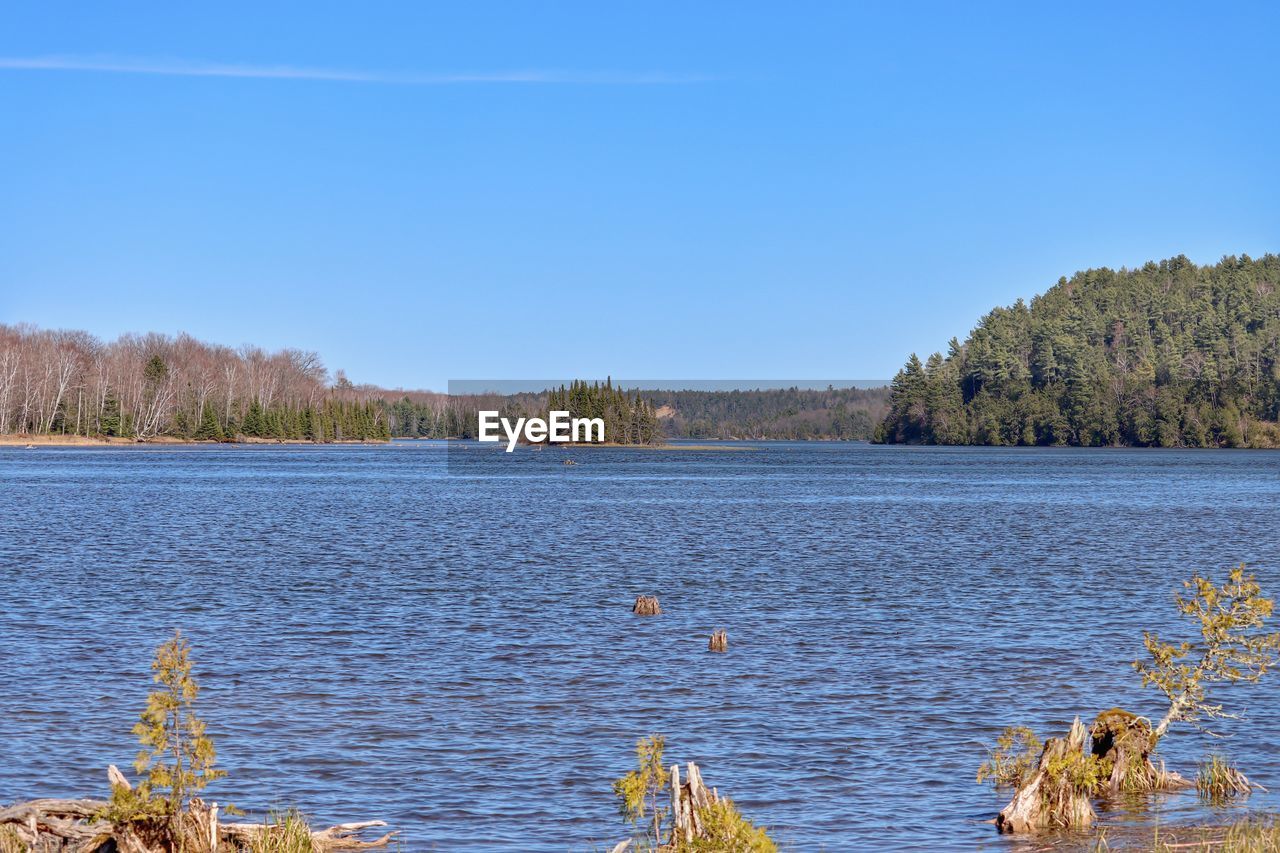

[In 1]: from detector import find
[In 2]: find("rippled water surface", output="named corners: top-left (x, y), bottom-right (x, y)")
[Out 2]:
top-left (2, 442), bottom-right (1279, 850)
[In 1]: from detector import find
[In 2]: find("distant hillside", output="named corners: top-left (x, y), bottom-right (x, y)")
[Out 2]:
top-left (641, 386), bottom-right (890, 440)
top-left (877, 254), bottom-right (1280, 447)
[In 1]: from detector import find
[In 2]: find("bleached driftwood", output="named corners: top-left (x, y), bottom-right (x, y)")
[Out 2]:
top-left (221, 818), bottom-right (398, 851)
top-left (670, 761), bottom-right (720, 845)
top-left (0, 766), bottom-right (396, 852)
top-left (0, 798), bottom-right (112, 851)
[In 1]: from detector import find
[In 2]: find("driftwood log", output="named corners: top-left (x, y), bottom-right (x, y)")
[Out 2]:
top-left (0, 767), bottom-right (396, 852)
top-left (633, 595), bottom-right (661, 616)
top-left (708, 630), bottom-right (727, 653)
top-left (0, 798), bottom-right (111, 852)
top-left (221, 819), bottom-right (398, 851)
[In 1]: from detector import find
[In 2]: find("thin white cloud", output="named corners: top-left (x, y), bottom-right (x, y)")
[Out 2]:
top-left (0, 55), bottom-right (712, 85)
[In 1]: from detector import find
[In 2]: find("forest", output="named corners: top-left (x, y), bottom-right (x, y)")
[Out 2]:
top-left (547, 380), bottom-right (661, 445)
top-left (877, 254), bottom-right (1280, 447)
top-left (386, 382), bottom-right (661, 445)
top-left (1, 324), bottom-right (890, 444)
top-left (383, 384), bottom-right (890, 442)
top-left (0, 324), bottom-right (392, 441)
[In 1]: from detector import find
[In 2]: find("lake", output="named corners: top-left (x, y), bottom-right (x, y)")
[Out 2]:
top-left (1, 441), bottom-right (1278, 850)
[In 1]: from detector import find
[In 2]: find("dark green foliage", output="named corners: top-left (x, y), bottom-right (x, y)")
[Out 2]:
top-left (546, 379), bottom-right (660, 445)
top-left (878, 254), bottom-right (1280, 446)
top-left (143, 354), bottom-right (168, 387)
top-left (640, 386), bottom-right (888, 440)
top-left (241, 398), bottom-right (267, 437)
top-left (100, 391), bottom-right (123, 437)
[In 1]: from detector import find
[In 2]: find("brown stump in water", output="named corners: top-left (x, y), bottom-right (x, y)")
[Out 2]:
top-left (632, 595), bottom-right (661, 615)
top-left (996, 717), bottom-right (1096, 834)
top-left (1090, 707), bottom-right (1189, 794)
top-left (708, 629), bottom-right (728, 652)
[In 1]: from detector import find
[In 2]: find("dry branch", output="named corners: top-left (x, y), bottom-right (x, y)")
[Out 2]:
top-left (0, 770), bottom-right (396, 853)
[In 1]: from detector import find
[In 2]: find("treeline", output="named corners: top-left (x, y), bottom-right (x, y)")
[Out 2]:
top-left (382, 384), bottom-right (889, 442)
top-left (641, 386), bottom-right (889, 440)
top-left (0, 324), bottom-right (391, 441)
top-left (546, 379), bottom-right (661, 445)
top-left (877, 253), bottom-right (1280, 447)
top-left (383, 393), bottom-right (503, 440)
top-left (384, 381), bottom-right (661, 444)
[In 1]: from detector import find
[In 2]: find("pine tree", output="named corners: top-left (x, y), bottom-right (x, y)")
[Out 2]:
top-left (242, 398), bottom-right (265, 437)
top-left (193, 402), bottom-right (223, 441)
top-left (129, 630), bottom-right (225, 816)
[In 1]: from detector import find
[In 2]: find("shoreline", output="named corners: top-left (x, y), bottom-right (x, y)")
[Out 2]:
top-left (549, 441), bottom-right (752, 451)
top-left (0, 434), bottom-right (389, 447)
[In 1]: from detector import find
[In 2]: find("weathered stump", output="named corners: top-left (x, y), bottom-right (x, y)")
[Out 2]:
top-left (632, 595), bottom-right (661, 615)
top-left (670, 761), bottom-right (719, 845)
top-left (996, 717), bottom-right (1096, 833)
top-left (1090, 707), bottom-right (1189, 794)
top-left (708, 630), bottom-right (728, 652)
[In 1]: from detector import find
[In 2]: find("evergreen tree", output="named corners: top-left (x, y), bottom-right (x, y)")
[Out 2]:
top-left (193, 402), bottom-right (223, 441)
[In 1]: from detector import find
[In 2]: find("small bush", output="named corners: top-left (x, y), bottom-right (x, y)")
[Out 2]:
top-left (613, 735), bottom-right (669, 848)
top-left (977, 726), bottom-right (1042, 788)
top-left (678, 798), bottom-right (777, 852)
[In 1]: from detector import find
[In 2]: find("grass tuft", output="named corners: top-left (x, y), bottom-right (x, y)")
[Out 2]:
top-left (1153, 815), bottom-right (1280, 852)
top-left (1197, 754), bottom-right (1254, 803)
top-left (246, 810), bottom-right (315, 853)
top-left (0, 825), bottom-right (28, 853)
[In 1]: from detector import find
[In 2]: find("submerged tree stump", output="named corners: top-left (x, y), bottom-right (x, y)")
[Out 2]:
top-left (1090, 707), bottom-right (1189, 795)
top-left (708, 630), bottom-right (728, 652)
top-left (633, 595), bottom-right (661, 616)
top-left (670, 761), bottom-right (719, 845)
top-left (996, 717), bottom-right (1096, 834)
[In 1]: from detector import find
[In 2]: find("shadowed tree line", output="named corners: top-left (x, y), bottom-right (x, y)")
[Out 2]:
top-left (641, 386), bottom-right (889, 440)
top-left (877, 254), bottom-right (1280, 447)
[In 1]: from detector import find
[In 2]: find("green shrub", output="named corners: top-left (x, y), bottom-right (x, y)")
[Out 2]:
top-left (977, 726), bottom-right (1042, 788)
top-left (613, 735), bottom-right (669, 848)
top-left (678, 797), bottom-right (777, 852)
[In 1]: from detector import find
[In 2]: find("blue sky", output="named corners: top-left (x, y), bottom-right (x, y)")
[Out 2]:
top-left (1, 2), bottom-right (1277, 390)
